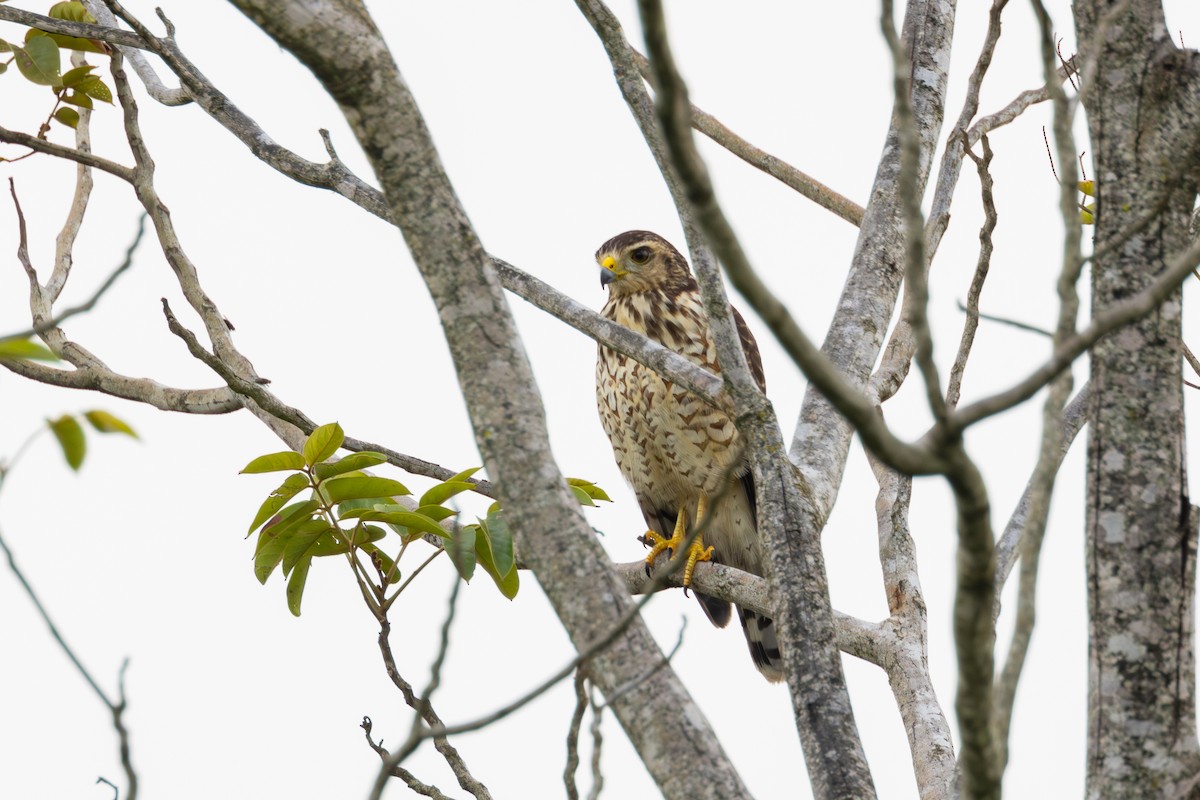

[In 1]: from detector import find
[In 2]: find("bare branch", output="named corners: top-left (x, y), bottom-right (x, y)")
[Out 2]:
top-left (956, 301), bottom-right (1053, 339)
top-left (0, 524), bottom-right (139, 800)
top-left (791, 0), bottom-right (956, 519)
top-left (866, 459), bottom-right (958, 800)
top-left (360, 717), bottom-right (454, 800)
top-left (636, 2), bottom-right (877, 797)
top-left (85, 0), bottom-right (191, 105)
top-left (230, 4), bottom-right (752, 797)
top-left (0, 5), bottom-right (144, 48)
top-left (492, 258), bottom-right (724, 405)
top-left (50, 56), bottom-right (96, 303)
top-left (0, 216), bottom-right (146, 345)
top-left (949, 217), bottom-right (1200, 432)
top-left (993, 384), bottom-right (1091, 602)
top-left (625, 49), bottom-right (864, 227)
top-left (0, 126), bottom-right (134, 181)
top-left (880, 0), bottom-right (946, 423)
top-left (564, 667), bottom-right (589, 800)
top-left (102, 0), bottom-right (392, 220)
top-left (946, 134), bottom-right (998, 408)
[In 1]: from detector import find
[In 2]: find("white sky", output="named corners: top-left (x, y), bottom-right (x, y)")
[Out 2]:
top-left (2, 1), bottom-right (1199, 798)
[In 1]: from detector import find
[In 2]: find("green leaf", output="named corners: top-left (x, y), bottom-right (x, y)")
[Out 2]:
top-left (49, 1), bottom-right (97, 23)
top-left (74, 74), bottom-right (111, 103)
top-left (303, 422), bottom-right (344, 466)
top-left (0, 62), bottom-right (7, 75)
top-left (352, 524), bottom-right (387, 546)
top-left (52, 107), bottom-right (78, 128)
top-left (0, 40), bottom-right (11, 54)
top-left (61, 63), bottom-right (95, 87)
top-left (569, 485), bottom-right (596, 507)
top-left (254, 527), bottom-right (288, 584)
top-left (419, 480), bottom-right (476, 507)
top-left (0, 338), bottom-right (58, 361)
top-left (247, 480), bottom-right (313, 536)
top-left (43, 32), bottom-right (108, 54)
top-left (282, 519), bottom-right (334, 576)
top-left (313, 451), bottom-right (387, 480)
top-left (446, 524), bottom-right (477, 582)
top-left (12, 38), bottom-right (61, 87)
top-left (482, 511), bottom-right (514, 577)
top-left (241, 450), bottom-right (306, 474)
top-left (354, 508), bottom-right (449, 539)
top-left (448, 466), bottom-right (482, 482)
top-left (322, 476), bottom-right (409, 504)
top-left (48, 414), bottom-right (85, 470)
top-left (474, 513), bottom-right (519, 599)
top-left (267, 500), bottom-right (322, 537)
top-left (567, 478), bottom-right (612, 503)
top-left (286, 554), bottom-right (312, 616)
top-left (82, 410), bottom-right (137, 438)
top-left (61, 91), bottom-right (92, 109)
top-left (414, 504), bottom-right (457, 522)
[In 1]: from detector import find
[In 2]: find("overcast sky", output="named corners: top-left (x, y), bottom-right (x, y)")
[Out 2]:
top-left (3, 2), bottom-right (1200, 798)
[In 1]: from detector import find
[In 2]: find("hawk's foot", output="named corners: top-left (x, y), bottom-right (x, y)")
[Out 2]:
top-left (640, 506), bottom-right (713, 588)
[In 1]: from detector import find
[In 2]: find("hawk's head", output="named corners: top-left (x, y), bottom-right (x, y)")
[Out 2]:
top-left (594, 230), bottom-right (692, 297)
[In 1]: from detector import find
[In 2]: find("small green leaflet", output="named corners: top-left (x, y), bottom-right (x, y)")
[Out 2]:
top-left (303, 422), bottom-right (344, 467)
top-left (474, 511), bottom-right (518, 599)
top-left (241, 450), bottom-right (306, 474)
top-left (281, 520), bottom-right (334, 576)
top-left (12, 37), bottom-right (61, 86)
top-left (48, 414), bottom-right (85, 470)
top-left (246, 473), bottom-right (311, 535)
top-left (286, 555), bottom-right (312, 616)
top-left (322, 476), bottom-right (410, 504)
top-left (567, 478), bottom-right (612, 506)
top-left (446, 524), bottom-right (477, 582)
top-left (0, 339), bottom-right (58, 361)
top-left (83, 410), bottom-right (137, 438)
top-left (313, 451), bottom-right (387, 480)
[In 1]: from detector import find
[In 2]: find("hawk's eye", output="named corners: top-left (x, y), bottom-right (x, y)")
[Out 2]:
top-left (630, 247), bottom-right (652, 264)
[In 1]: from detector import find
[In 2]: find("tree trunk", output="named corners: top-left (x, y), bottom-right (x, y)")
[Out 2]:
top-left (1075, 2), bottom-right (1200, 796)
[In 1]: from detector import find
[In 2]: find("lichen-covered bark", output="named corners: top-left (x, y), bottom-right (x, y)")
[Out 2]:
top-left (790, 0), bottom-right (955, 523)
top-left (1073, 2), bottom-right (1200, 795)
top-left (226, 3), bottom-right (751, 798)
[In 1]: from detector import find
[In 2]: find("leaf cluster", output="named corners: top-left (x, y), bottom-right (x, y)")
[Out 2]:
top-left (46, 409), bottom-right (137, 471)
top-left (243, 423), bottom-right (612, 615)
top-left (0, 2), bottom-right (112, 137)
top-left (243, 423), bottom-right (610, 616)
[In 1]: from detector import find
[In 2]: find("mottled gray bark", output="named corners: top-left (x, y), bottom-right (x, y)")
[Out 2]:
top-left (791, 0), bottom-right (956, 523)
top-left (224, 3), bottom-right (751, 799)
top-left (1073, 1), bottom-right (1200, 796)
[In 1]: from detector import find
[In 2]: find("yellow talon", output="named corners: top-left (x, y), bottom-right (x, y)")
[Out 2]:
top-left (641, 494), bottom-right (714, 588)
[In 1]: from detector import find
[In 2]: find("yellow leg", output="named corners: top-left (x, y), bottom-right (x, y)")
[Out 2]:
top-left (642, 495), bottom-right (714, 588)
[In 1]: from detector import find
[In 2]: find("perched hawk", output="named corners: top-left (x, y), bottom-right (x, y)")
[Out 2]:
top-left (594, 230), bottom-right (783, 682)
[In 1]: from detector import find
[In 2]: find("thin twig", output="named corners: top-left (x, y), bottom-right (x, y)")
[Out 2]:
top-left (359, 717), bottom-right (453, 800)
top-left (0, 525), bottom-right (139, 800)
top-left (955, 301), bottom-right (1053, 339)
top-left (587, 684), bottom-right (604, 800)
top-left (947, 134), bottom-right (999, 408)
top-left (564, 667), bottom-right (589, 800)
top-left (0, 216), bottom-right (147, 345)
top-left (626, 49), bottom-right (864, 227)
top-left (947, 231), bottom-right (1200, 432)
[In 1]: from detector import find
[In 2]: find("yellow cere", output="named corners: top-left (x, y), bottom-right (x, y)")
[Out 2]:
top-left (601, 255), bottom-right (616, 269)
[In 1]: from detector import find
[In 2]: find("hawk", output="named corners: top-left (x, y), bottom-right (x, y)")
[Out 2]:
top-left (594, 230), bottom-right (783, 682)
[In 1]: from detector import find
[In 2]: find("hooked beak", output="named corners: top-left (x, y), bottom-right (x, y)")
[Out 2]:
top-left (599, 255), bottom-right (622, 287)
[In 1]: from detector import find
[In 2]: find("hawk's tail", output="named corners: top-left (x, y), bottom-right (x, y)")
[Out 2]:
top-left (739, 607), bottom-right (784, 682)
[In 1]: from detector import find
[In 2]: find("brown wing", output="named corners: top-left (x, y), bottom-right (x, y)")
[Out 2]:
top-left (731, 304), bottom-right (766, 393)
